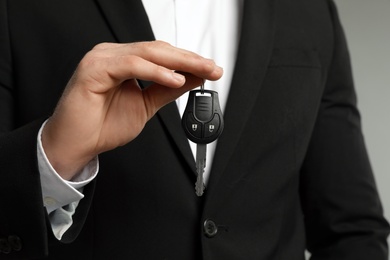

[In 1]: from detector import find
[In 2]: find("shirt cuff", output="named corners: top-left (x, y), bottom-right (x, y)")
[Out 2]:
top-left (37, 120), bottom-right (99, 214)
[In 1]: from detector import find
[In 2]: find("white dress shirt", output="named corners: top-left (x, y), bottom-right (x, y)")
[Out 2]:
top-left (38, 0), bottom-right (242, 240)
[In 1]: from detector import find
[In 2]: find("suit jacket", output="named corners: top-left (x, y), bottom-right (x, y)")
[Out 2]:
top-left (0, 0), bottom-right (389, 259)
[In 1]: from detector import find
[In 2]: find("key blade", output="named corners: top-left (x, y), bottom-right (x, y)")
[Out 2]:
top-left (195, 144), bottom-right (207, 196)
top-left (195, 175), bottom-right (204, 196)
top-left (196, 143), bottom-right (207, 168)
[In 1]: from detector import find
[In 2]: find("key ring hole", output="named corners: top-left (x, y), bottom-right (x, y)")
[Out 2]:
top-left (195, 92), bottom-right (211, 97)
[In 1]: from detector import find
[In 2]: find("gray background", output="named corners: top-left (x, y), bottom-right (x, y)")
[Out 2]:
top-left (336, 0), bottom-right (390, 252)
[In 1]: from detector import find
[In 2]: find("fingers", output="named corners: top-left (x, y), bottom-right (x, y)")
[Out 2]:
top-left (76, 41), bottom-right (223, 93)
top-left (123, 41), bottom-right (223, 80)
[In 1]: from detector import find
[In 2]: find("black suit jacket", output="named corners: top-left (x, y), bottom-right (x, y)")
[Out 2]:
top-left (0, 0), bottom-right (389, 259)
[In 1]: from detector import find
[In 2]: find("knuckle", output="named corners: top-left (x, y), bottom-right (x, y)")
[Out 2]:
top-left (118, 54), bottom-right (141, 67)
top-left (92, 42), bottom-right (115, 50)
top-left (79, 52), bottom-right (100, 70)
top-left (153, 40), bottom-right (170, 47)
top-left (134, 40), bottom-right (170, 52)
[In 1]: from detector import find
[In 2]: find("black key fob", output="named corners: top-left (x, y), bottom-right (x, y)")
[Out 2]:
top-left (182, 90), bottom-right (224, 144)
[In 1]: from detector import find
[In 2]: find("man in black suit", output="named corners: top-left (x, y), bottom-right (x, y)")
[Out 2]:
top-left (0, 0), bottom-right (389, 259)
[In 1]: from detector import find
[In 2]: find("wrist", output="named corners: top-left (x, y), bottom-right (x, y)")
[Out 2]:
top-left (41, 119), bottom-right (95, 180)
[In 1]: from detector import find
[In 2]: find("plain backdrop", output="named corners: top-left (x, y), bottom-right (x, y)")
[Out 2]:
top-left (336, 0), bottom-right (390, 253)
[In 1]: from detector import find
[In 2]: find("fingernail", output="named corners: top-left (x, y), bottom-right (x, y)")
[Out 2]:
top-left (172, 72), bottom-right (185, 83)
top-left (215, 66), bottom-right (223, 74)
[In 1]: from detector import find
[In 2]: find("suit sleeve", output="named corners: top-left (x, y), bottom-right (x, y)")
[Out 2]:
top-left (300, 1), bottom-right (390, 259)
top-left (0, 1), bottom-right (94, 258)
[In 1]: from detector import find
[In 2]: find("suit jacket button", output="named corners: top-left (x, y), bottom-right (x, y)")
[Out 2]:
top-left (0, 237), bottom-right (11, 254)
top-left (8, 235), bottom-right (22, 252)
top-left (203, 219), bottom-right (218, 238)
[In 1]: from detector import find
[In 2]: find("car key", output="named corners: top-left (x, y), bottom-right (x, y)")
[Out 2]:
top-left (182, 87), bottom-right (224, 196)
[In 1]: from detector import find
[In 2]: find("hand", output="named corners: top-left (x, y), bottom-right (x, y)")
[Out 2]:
top-left (42, 41), bottom-right (223, 180)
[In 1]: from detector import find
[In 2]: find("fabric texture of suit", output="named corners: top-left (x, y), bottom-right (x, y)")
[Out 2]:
top-left (0, 0), bottom-right (389, 259)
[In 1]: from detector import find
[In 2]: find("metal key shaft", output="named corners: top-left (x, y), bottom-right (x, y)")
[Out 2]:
top-left (195, 143), bottom-right (207, 196)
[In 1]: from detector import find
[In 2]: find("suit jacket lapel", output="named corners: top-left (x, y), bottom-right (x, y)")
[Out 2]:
top-left (95, 0), bottom-right (154, 43)
top-left (156, 104), bottom-right (197, 172)
top-left (94, 0), bottom-right (197, 172)
top-left (207, 0), bottom-right (279, 195)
